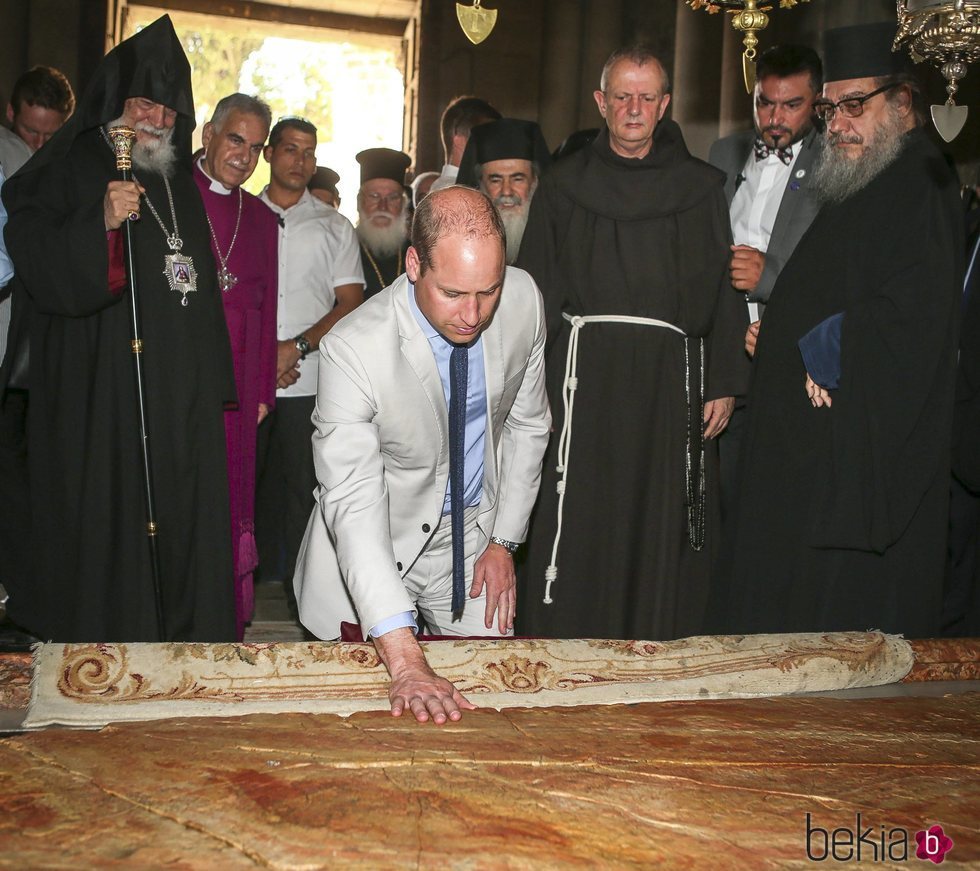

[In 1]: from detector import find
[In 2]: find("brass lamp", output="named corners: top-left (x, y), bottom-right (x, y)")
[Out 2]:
top-left (687, 0), bottom-right (811, 92)
top-left (895, 0), bottom-right (980, 141)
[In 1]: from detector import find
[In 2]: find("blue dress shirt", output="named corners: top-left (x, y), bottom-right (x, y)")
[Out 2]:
top-left (407, 281), bottom-right (486, 512)
top-left (368, 284), bottom-right (489, 639)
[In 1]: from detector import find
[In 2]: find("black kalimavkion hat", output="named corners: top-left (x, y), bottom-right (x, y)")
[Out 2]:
top-left (822, 21), bottom-right (915, 83)
top-left (456, 118), bottom-right (551, 188)
top-left (355, 147), bottom-right (411, 186)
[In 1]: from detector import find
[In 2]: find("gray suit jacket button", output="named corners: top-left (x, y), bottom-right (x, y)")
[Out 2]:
top-left (422, 523), bottom-right (431, 533)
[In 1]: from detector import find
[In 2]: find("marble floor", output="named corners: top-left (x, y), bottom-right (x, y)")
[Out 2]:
top-left (242, 579), bottom-right (309, 643)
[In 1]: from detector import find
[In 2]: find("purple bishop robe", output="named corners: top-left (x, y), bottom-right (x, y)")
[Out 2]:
top-left (194, 163), bottom-right (278, 639)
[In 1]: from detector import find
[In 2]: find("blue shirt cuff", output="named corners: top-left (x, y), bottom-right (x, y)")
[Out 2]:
top-left (368, 611), bottom-right (417, 639)
top-left (798, 312), bottom-right (844, 390)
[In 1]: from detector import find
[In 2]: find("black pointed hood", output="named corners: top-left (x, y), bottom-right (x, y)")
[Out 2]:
top-left (9, 15), bottom-right (195, 181)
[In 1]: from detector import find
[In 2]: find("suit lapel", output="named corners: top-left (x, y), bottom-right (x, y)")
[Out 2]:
top-left (391, 275), bottom-right (508, 522)
top-left (393, 279), bottom-right (449, 454)
top-left (724, 132), bottom-right (754, 205)
top-left (768, 127), bottom-right (820, 254)
top-left (480, 314), bottom-right (505, 499)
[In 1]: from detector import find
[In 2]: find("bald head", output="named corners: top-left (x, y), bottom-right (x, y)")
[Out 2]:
top-left (405, 186), bottom-right (507, 344)
top-left (411, 185), bottom-right (506, 276)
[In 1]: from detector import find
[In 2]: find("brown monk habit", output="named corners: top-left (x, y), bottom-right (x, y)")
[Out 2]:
top-left (516, 121), bottom-right (749, 641)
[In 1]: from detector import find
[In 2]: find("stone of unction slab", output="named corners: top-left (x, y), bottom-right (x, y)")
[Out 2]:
top-left (1, 693), bottom-right (977, 868)
top-left (0, 652), bottom-right (30, 710)
top-left (907, 638), bottom-right (980, 681)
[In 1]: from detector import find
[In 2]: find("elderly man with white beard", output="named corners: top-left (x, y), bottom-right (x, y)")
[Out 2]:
top-left (457, 119), bottom-right (551, 264)
top-left (355, 148), bottom-right (411, 299)
top-left (715, 22), bottom-right (964, 639)
top-left (1, 16), bottom-right (238, 642)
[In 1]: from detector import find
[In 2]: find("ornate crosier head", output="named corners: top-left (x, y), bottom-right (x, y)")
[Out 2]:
top-left (107, 125), bottom-right (137, 172)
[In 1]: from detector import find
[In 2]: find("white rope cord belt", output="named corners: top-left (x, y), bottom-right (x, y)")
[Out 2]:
top-left (543, 312), bottom-right (704, 606)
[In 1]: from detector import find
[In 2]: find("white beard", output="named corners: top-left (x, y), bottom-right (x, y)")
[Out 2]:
top-left (357, 211), bottom-right (409, 258)
top-left (813, 110), bottom-right (908, 205)
top-left (491, 181), bottom-right (537, 264)
top-left (498, 207), bottom-right (530, 265)
top-left (109, 116), bottom-right (177, 177)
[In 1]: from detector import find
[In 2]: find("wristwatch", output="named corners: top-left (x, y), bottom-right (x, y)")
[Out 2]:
top-left (489, 535), bottom-right (520, 555)
top-left (294, 334), bottom-right (312, 360)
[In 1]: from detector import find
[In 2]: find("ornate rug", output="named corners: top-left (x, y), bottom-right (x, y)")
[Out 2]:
top-left (23, 631), bottom-right (913, 729)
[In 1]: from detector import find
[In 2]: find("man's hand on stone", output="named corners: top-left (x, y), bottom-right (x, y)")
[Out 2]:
top-left (805, 373), bottom-right (833, 409)
top-left (104, 180), bottom-right (144, 231)
top-left (373, 627), bottom-right (476, 724)
top-left (745, 320), bottom-right (761, 357)
top-left (471, 542), bottom-right (516, 633)
top-left (730, 245), bottom-right (765, 292)
top-left (704, 396), bottom-right (735, 439)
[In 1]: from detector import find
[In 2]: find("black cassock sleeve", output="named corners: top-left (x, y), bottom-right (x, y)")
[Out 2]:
top-left (516, 176), bottom-right (568, 357)
top-left (809, 183), bottom-right (963, 553)
top-left (704, 187), bottom-right (750, 402)
top-left (953, 246), bottom-right (980, 492)
top-left (4, 144), bottom-right (124, 319)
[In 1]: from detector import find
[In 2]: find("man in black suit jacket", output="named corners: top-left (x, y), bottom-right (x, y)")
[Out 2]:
top-left (708, 44), bottom-right (824, 518)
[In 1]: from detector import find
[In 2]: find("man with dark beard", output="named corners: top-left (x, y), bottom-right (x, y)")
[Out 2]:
top-left (708, 45), bottom-right (823, 519)
top-left (355, 148), bottom-right (410, 298)
top-left (456, 118), bottom-right (551, 264)
top-left (1, 16), bottom-right (237, 641)
top-left (714, 22), bottom-right (963, 638)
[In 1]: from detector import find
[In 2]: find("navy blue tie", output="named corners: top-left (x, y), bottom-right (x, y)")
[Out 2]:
top-left (449, 344), bottom-right (468, 615)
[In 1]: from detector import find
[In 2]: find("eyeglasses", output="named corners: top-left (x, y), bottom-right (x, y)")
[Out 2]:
top-left (812, 82), bottom-right (903, 124)
top-left (363, 192), bottom-right (405, 207)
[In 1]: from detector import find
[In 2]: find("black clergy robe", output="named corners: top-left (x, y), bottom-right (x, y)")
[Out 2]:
top-left (3, 128), bottom-right (237, 642)
top-left (359, 239), bottom-right (408, 299)
top-left (943, 207), bottom-right (979, 635)
top-left (516, 122), bottom-right (749, 641)
top-left (714, 129), bottom-right (963, 638)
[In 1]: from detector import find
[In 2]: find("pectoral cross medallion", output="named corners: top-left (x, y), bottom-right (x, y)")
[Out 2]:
top-left (217, 265), bottom-right (238, 293)
top-left (163, 252), bottom-right (198, 307)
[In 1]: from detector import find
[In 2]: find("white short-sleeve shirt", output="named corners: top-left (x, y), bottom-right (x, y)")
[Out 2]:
top-left (260, 187), bottom-right (365, 398)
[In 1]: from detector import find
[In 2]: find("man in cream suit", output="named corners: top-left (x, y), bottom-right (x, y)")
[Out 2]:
top-left (294, 186), bottom-right (550, 724)
top-left (708, 43), bottom-right (824, 517)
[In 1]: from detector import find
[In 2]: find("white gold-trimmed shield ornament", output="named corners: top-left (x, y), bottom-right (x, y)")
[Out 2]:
top-left (931, 102), bottom-right (969, 142)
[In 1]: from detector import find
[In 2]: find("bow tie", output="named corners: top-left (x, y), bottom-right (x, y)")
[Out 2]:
top-left (753, 138), bottom-right (793, 165)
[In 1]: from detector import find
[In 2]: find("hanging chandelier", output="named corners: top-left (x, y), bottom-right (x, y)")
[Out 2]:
top-left (894, 0), bottom-right (980, 141)
top-left (687, 0), bottom-right (811, 92)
